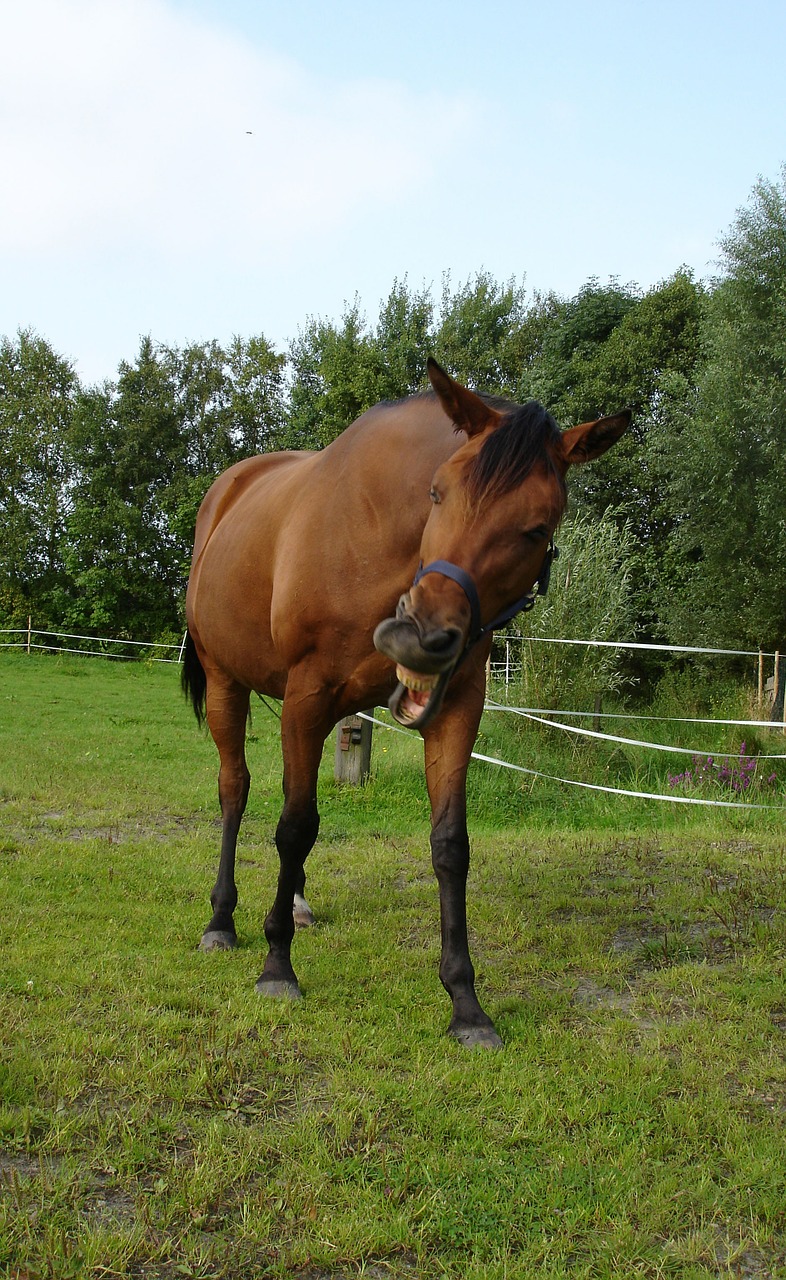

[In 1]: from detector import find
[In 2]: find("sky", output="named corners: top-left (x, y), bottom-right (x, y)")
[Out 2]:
top-left (2, 0), bottom-right (785, 386)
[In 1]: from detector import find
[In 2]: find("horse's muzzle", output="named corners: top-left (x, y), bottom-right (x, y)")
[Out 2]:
top-left (373, 612), bottom-right (464, 730)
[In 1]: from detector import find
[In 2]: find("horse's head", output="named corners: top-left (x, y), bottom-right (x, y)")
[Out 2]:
top-left (373, 359), bottom-right (630, 729)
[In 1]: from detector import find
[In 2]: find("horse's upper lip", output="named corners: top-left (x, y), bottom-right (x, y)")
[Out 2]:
top-left (372, 615), bottom-right (464, 673)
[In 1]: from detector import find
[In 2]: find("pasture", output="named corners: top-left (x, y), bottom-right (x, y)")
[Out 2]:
top-left (1, 653), bottom-right (785, 1278)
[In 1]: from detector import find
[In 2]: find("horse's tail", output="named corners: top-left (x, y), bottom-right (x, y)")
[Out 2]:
top-left (181, 630), bottom-right (207, 726)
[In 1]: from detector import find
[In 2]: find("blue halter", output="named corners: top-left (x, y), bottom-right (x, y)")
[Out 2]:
top-left (412, 540), bottom-right (558, 652)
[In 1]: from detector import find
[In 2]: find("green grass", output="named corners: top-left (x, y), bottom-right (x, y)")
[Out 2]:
top-left (1, 653), bottom-right (786, 1278)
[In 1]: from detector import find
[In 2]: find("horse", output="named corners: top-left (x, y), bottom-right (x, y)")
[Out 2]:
top-left (182, 359), bottom-right (629, 1048)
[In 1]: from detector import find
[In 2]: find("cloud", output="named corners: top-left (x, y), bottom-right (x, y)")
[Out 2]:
top-left (0, 0), bottom-right (472, 262)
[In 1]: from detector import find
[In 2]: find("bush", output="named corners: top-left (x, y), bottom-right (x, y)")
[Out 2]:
top-left (492, 509), bottom-right (638, 710)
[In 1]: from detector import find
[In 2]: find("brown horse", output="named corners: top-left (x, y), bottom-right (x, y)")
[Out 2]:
top-left (182, 360), bottom-right (629, 1047)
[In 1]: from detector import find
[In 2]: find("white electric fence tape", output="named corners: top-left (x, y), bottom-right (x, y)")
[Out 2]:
top-left (484, 703), bottom-right (786, 760)
top-left (516, 636), bottom-right (773, 657)
top-left (357, 711), bottom-right (786, 811)
top-left (489, 706), bottom-right (784, 728)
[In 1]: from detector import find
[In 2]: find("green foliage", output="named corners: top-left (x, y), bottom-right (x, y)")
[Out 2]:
top-left (498, 510), bottom-right (638, 711)
top-left (529, 276), bottom-right (640, 416)
top-left (63, 339), bottom-right (188, 639)
top-left (16, 333), bottom-right (288, 642)
top-left (432, 271), bottom-right (532, 396)
top-left (518, 271), bottom-right (705, 684)
top-left (286, 300), bottom-right (391, 449)
top-left (286, 280), bottom-right (435, 450)
top-left (373, 277), bottom-right (434, 397)
top-left (0, 329), bottom-right (78, 625)
top-left (285, 273), bottom-right (557, 451)
top-left (531, 272), bottom-right (704, 540)
top-left (160, 334), bottom-right (287, 566)
top-left (663, 167), bottom-right (786, 653)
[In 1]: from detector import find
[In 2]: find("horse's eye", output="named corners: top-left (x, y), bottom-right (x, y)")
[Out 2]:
top-left (429, 486), bottom-right (441, 504)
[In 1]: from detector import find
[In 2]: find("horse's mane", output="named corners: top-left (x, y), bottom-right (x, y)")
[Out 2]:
top-left (466, 397), bottom-right (565, 504)
top-left (386, 388), bottom-right (564, 502)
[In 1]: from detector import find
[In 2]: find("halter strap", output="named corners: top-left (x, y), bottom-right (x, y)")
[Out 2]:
top-left (413, 559), bottom-right (481, 640)
top-left (413, 541), bottom-right (558, 651)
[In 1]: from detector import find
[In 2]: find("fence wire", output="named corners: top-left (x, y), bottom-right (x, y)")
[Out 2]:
top-left (4, 624), bottom-right (784, 809)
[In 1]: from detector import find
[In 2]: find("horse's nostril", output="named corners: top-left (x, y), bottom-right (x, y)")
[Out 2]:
top-left (421, 627), bottom-right (461, 655)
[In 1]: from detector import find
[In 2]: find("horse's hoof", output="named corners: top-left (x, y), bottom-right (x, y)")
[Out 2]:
top-left (199, 930), bottom-right (237, 952)
top-left (293, 895), bottom-right (315, 929)
top-left (450, 1025), bottom-right (504, 1050)
top-left (255, 977), bottom-right (303, 1001)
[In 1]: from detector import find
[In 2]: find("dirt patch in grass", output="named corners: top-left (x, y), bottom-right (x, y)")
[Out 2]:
top-left (727, 1077), bottom-right (786, 1120)
top-left (62, 813), bottom-right (199, 844)
top-left (0, 1151), bottom-right (60, 1180)
top-left (79, 1172), bottom-right (138, 1230)
top-left (571, 977), bottom-right (638, 1013)
top-left (294, 1253), bottom-right (420, 1280)
top-left (660, 1224), bottom-right (786, 1279)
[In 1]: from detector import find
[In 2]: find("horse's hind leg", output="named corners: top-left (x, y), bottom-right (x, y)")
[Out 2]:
top-left (256, 681), bottom-right (329, 999)
top-left (293, 865), bottom-right (316, 928)
top-left (200, 674), bottom-right (251, 951)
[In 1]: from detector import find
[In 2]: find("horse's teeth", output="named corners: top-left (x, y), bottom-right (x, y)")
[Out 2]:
top-left (396, 666), bottom-right (438, 693)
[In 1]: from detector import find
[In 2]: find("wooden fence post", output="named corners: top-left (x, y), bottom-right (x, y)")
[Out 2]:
top-left (593, 693), bottom-right (602, 733)
top-left (26, 615), bottom-right (31, 655)
top-left (757, 650), bottom-right (764, 711)
top-left (772, 651), bottom-right (784, 733)
top-left (334, 714), bottom-right (373, 785)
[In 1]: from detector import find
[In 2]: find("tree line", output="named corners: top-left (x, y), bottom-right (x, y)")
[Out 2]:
top-left (2, 169), bottom-right (785, 686)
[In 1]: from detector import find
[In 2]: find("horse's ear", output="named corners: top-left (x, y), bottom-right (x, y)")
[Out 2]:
top-left (560, 409), bottom-right (631, 464)
top-left (427, 357), bottom-right (501, 438)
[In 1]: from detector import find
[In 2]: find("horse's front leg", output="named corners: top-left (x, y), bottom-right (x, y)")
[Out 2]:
top-left (422, 664), bottom-right (502, 1049)
top-left (255, 679), bottom-right (331, 999)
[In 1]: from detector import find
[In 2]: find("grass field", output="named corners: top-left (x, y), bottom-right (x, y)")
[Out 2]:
top-left (1, 653), bottom-right (785, 1279)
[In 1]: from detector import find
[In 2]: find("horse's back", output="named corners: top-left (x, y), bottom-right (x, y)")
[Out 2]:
top-left (194, 394), bottom-right (451, 561)
top-left (190, 450), bottom-right (314, 571)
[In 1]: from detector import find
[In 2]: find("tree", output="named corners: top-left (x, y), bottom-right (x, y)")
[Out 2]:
top-left (161, 335), bottom-right (287, 560)
top-left (661, 168), bottom-right (786, 658)
top-left (63, 339), bottom-right (185, 639)
top-left (286, 302), bottom-right (383, 450)
top-left (548, 272), bottom-right (704, 540)
top-left (285, 275), bottom-right (565, 453)
top-left (0, 330), bottom-right (78, 625)
top-left (225, 334), bottom-right (287, 458)
top-left (373, 278), bottom-right (434, 399)
top-left (286, 282), bottom-right (434, 450)
top-left (530, 279), bottom-right (638, 400)
top-left (432, 272), bottom-right (532, 396)
top-left (522, 273), bottom-right (705, 666)
top-left (63, 334), bottom-right (289, 639)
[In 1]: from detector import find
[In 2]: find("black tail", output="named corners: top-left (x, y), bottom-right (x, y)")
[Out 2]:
top-left (181, 630), bottom-right (207, 726)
